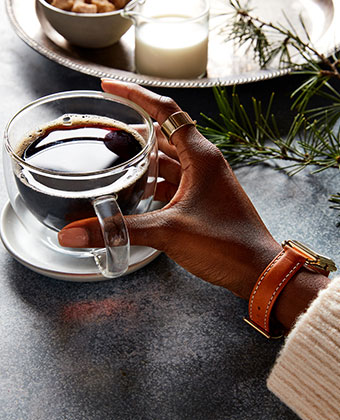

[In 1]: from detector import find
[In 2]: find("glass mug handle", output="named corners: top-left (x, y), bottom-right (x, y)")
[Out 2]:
top-left (91, 195), bottom-right (130, 278)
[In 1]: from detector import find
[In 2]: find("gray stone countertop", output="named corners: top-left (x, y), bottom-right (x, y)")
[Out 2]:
top-left (0, 2), bottom-right (339, 419)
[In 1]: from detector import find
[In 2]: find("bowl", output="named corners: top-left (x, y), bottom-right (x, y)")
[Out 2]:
top-left (36, 0), bottom-right (137, 48)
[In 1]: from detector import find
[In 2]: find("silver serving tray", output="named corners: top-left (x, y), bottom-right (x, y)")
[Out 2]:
top-left (6, 0), bottom-right (340, 87)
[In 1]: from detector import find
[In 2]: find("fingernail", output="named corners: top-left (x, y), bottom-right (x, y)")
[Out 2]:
top-left (101, 78), bottom-right (131, 85)
top-left (58, 227), bottom-right (89, 248)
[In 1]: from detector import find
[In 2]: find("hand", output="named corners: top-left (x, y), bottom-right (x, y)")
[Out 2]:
top-left (58, 79), bottom-right (281, 300)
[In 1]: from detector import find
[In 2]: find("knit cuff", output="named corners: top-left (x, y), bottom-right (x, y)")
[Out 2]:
top-left (267, 275), bottom-right (340, 420)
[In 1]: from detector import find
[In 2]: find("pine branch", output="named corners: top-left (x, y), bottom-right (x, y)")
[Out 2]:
top-left (329, 193), bottom-right (340, 225)
top-left (200, 1), bottom-right (340, 218)
top-left (223, 0), bottom-right (340, 72)
top-left (198, 87), bottom-right (340, 172)
top-left (197, 87), bottom-right (340, 213)
top-left (222, 0), bottom-right (340, 114)
top-left (330, 193), bottom-right (340, 211)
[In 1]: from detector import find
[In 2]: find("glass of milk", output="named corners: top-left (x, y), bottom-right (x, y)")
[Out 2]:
top-left (122, 0), bottom-right (209, 79)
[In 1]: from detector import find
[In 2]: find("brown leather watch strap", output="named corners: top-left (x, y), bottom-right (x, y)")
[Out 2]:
top-left (245, 246), bottom-right (308, 338)
top-left (244, 240), bottom-right (335, 338)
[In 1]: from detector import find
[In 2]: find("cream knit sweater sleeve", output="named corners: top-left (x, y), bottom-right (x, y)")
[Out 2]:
top-left (267, 275), bottom-right (340, 420)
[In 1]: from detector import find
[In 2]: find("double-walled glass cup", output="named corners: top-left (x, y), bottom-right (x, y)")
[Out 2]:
top-left (3, 91), bottom-right (158, 278)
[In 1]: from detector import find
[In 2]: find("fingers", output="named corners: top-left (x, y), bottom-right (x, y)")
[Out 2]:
top-left (158, 152), bottom-right (181, 185)
top-left (155, 123), bottom-right (178, 161)
top-left (58, 151), bottom-right (180, 250)
top-left (57, 170), bottom-right (178, 249)
top-left (58, 217), bottom-right (104, 248)
top-left (154, 180), bottom-right (178, 203)
top-left (58, 210), bottom-right (166, 250)
top-left (101, 79), bottom-right (180, 125)
top-left (131, 122), bottom-right (178, 161)
top-left (101, 79), bottom-right (207, 157)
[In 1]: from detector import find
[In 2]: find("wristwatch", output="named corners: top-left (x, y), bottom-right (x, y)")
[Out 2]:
top-left (244, 239), bottom-right (337, 339)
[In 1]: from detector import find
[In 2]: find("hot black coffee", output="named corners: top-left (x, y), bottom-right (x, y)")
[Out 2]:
top-left (15, 114), bottom-right (148, 231)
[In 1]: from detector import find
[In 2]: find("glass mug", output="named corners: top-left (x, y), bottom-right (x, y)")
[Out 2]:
top-left (3, 91), bottom-right (158, 278)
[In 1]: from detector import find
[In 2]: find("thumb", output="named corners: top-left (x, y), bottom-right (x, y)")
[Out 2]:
top-left (57, 210), bottom-right (165, 250)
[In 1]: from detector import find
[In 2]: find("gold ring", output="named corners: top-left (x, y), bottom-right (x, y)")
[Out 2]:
top-left (160, 111), bottom-right (197, 144)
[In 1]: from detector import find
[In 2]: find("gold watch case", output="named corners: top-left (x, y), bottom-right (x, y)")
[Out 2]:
top-left (282, 239), bottom-right (337, 273)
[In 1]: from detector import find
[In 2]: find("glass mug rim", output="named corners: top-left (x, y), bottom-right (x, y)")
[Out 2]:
top-left (4, 89), bottom-right (155, 178)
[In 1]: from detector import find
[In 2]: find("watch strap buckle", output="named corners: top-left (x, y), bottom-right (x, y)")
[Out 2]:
top-left (243, 317), bottom-right (283, 339)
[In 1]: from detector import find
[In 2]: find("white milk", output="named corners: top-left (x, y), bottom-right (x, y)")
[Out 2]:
top-left (135, 15), bottom-right (208, 79)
